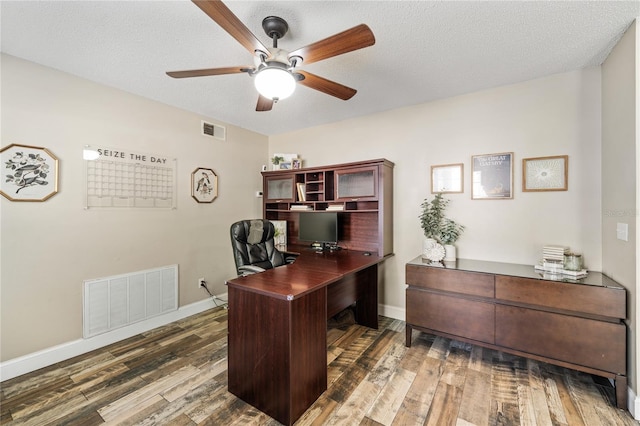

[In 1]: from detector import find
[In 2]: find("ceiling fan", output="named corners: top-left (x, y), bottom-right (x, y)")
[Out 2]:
top-left (166, 0), bottom-right (375, 112)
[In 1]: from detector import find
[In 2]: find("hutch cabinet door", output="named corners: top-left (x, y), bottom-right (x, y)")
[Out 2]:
top-left (265, 176), bottom-right (296, 202)
top-left (335, 166), bottom-right (378, 201)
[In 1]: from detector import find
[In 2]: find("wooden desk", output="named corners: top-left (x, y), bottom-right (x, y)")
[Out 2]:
top-left (405, 257), bottom-right (628, 410)
top-left (226, 247), bottom-right (383, 425)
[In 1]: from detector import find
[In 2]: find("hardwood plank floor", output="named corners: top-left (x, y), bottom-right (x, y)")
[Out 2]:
top-left (1, 307), bottom-right (637, 425)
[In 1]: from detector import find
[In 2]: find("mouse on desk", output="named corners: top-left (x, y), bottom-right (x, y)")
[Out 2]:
top-left (363, 252), bottom-right (372, 256)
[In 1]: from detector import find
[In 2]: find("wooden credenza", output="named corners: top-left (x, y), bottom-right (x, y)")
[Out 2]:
top-left (405, 257), bottom-right (628, 410)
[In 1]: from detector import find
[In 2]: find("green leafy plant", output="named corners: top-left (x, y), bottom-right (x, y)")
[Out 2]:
top-left (419, 193), bottom-right (464, 244)
top-left (440, 218), bottom-right (465, 245)
top-left (271, 155), bottom-right (285, 165)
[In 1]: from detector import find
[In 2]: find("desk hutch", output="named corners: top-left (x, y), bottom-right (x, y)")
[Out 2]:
top-left (262, 158), bottom-right (394, 256)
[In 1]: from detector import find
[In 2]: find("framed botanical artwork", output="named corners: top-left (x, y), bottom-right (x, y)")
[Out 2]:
top-left (191, 167), bottom-right (218, 203)
top-left (523, 155), bottom-right (568, 192)
top-left (1, 143), bottom-right (59, 202)
top-left (431, 163), bottom-right (463, 193)
top-left (471, 152), bottom-right (513, 200)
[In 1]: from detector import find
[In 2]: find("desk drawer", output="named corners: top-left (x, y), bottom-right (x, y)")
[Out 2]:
top-left (496, 305), bottom-right (625, 374)
top-left (406, 264), bottom-right (494, 298)
top-left (406, 288), bottom-right (495, 344)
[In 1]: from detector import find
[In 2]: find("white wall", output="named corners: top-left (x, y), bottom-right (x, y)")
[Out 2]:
top-left (602, 20), bottom-right (638, 405)
top-left (270, 68), bottom-right (603, 312)
top-left (0, 55), bottom-right (267, 361)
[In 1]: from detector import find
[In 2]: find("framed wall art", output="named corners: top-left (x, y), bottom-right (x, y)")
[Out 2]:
top-left (191, 167), bottom-right (218, 203)
top-left (523, 155), bottom-right (568, 191)
top-left (85, 146), bottom-right (176, 209)
top-left (471, 152), bottom-right (513, 200)
top-left (431, 163), bottom-right (463, 193)
top-left (1, 143), bottom-right (59, 202)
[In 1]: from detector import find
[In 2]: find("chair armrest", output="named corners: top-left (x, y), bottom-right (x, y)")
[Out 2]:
top-left (238, 265), bottom-right (266, 276)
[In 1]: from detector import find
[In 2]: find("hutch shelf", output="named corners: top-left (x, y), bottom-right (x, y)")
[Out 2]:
top-left (262, 159), bottom-right (394, 256)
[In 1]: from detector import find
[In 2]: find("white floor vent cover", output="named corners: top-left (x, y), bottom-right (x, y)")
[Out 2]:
top-left (83, 265), bottom-right (178, 338)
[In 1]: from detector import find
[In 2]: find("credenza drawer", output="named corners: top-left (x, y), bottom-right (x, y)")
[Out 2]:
top-left (495, 276), bottom-right (626, 319)
top-left (496, 305), bottom-right (626, 374)
top-left (406, 264), bottom-right (494, 298)
top-left (406, 288), bottom-right (495, 344)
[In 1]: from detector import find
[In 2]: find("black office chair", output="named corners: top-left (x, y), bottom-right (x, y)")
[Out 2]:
top-left (230, 219), bottom-right (295, 276)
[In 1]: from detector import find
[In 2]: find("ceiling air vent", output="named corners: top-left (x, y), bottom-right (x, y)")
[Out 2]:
top-left (201, 120), bottom-right (226, 141)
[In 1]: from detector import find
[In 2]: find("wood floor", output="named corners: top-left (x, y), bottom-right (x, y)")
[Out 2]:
top-left (1, 307), bottom-right (637, 426)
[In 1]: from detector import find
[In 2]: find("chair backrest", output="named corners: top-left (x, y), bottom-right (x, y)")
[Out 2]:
top-left (230, 219), bottom-right (285, 275)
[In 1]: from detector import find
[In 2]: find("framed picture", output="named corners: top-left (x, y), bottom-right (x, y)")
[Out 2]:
top-left (431, 163), bottom-right (463, 193)
top-left (292, 159), bottom-right (302, 169)
top-left (1, 143), bottom-right (59, 202)
top-left (270, 220), bottom-right (287, 248)
top-left (191, 167), bottom-right (218, 203)
top-left (279, 162), bottom-right (292, 170)
top-left (471, 152), bottom-right (513, 200)
top-left (523, 155), bottom-right (568, 191)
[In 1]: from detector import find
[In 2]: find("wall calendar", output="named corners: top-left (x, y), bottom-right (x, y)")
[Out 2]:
top-left (85, 146), bottom-right (176, 208)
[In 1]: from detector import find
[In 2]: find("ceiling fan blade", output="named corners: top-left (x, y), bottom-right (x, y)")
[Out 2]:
top-left (256, 95), bottom-right (274, 111)
top-left (166, 66), bottom-right (251, 78)
top-left (192, 0), bottom-right (268, 55)
top-left (296, 71), bottom-right (357, 100)
top-left (289, 24), bottom-right (375, 65)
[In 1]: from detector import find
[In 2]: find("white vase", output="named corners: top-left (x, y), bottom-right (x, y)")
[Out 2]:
top-left (422, 238), bottom-right (445, 262)
top-left (444, 244), bottom-right (457, 262)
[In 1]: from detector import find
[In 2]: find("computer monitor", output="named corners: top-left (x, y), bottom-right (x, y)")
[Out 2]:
top-left (298, 211), bottom-right (339, 250)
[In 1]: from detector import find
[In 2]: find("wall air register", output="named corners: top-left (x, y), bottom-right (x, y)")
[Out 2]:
top-left (201, 120), bottom-right (226, 140)
top-left (83, 265), bottom-right (178, 338)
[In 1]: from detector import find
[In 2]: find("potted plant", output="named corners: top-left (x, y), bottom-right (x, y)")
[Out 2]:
top-left (271, 155), bottom-right (285, 170)
top-left (419, 193), bottom-right (464, 261)
top-left (440, 218), bottom-right (464, 261)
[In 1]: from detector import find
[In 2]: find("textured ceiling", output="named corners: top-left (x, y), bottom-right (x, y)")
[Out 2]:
top-left (1, 1), bottom-right (639, 136)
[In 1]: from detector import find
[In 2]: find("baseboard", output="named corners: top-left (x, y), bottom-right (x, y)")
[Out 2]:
top-left (0, 295), bottom-right (225, 382)
top-left (629, 385), bottom-right (639, 419)
top-left (378, 303), bottom-right (405, 321)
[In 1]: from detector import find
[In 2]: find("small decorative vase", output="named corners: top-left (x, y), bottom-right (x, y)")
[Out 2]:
top-left (422, 238), bottom-right (445, 262)
top-left (444, 244), bottom-right (456, 262)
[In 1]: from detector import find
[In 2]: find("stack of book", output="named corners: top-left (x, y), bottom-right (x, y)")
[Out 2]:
top-left (534, 262), bottom-right (588, 279)
top-left (296, 183), bottom-right (306, 202)
top-left (290, 205), bottom-right (312, 211)
top-left (326, 204), bottom-right (344, 211)
top-left (534, 245), bottom-right (588, 278)
top-left (540, 245), bottom-right (569, 272)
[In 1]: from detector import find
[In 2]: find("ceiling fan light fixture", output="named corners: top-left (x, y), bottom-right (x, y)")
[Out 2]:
top-left (254, 63), bottom-right (296, 101)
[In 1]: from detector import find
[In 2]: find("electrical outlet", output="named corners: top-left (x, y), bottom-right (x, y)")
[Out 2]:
top-left (198, 277), bottom-right (206, 289)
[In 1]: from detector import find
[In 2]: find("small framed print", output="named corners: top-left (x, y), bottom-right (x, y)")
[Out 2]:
top-left (523, 155), bottom-right (568, 192)
top-left (431, 163), bottom-right (463, 193)
top-left (1, 143), bottom-right (59, 201)
top-left (471, 152), bottom-right (513, 200)
top-left (191, 167), bottom-right (218, 203)
top-left (292, 159), bottom-right (302, 169)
